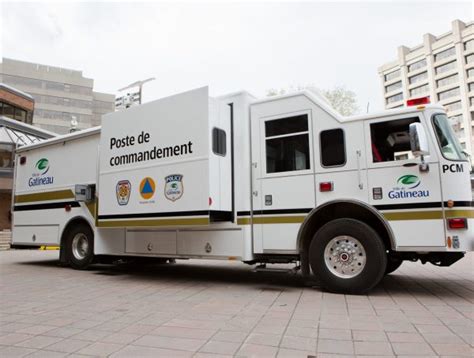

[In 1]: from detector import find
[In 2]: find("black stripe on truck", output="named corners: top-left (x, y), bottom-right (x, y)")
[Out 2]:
top-left (238, 201), bottom-right (473, 217)
top-left (13, 201), bottom-right (81, 212)
top-left (98, 210), bottom-right (231, 220)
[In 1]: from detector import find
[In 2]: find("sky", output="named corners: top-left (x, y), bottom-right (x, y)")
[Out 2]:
top-left (1, 1), bottom-right (472, 113)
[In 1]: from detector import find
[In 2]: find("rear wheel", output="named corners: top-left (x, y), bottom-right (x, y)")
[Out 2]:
top-left (65, 223), bottom-right (94, 270)
top-left (309, 218), bottom-right (387, 294)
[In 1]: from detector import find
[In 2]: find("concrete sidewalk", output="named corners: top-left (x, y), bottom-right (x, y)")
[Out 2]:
top-left (0, 250), bottom-right (472, 357)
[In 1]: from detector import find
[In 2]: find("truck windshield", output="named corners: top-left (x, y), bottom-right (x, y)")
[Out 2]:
top-left (432, 113), bottom-right (467, 161)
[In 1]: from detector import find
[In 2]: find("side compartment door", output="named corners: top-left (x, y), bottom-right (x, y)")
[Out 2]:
top-left (250, 111), bottom-right (316, 253)
top-left (365, 114), bottom-right (444, 248)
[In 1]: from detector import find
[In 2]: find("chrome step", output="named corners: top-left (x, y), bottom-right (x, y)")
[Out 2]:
top-left (253, 264), bottom-right (300, 274)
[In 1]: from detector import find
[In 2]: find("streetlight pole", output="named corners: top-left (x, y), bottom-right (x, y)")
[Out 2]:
top-left (118, 77), bottom-right (155, 105)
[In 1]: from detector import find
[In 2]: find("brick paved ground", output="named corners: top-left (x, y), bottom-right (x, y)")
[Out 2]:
top-left (0, 250), bottom-right (472, 357)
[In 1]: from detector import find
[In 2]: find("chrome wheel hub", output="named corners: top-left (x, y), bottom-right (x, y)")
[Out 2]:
top-left (72, 233), bottom-right (89, 260)
top-left (324, 235), bottom-right (366, 278)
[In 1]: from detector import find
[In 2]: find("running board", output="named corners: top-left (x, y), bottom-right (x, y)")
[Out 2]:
top-left (253, 264), bottom-right (300, 274)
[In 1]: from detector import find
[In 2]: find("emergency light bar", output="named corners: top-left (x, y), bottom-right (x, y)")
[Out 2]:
top-left (407, 96), bottom-right (430, 106)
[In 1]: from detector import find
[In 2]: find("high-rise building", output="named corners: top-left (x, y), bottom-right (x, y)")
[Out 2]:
top-left (378, 19), bottom-right (474, 156)
top-left (0, 58), bottom-right (115, 134)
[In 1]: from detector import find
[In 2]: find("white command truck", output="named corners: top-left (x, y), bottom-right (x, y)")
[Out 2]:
top-left (12, 87), bottom-right (473, 294)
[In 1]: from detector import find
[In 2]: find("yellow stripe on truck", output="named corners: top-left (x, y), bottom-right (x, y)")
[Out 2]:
top-left (237, 208), bottom-right (474, 225)
top-left (15, 189), bottom-right (75, 204)
top-left (382, 210), bottom-right (444, 221)
top-left (97, 217), bottom-right (210, 228)
top-left (39, 246), bottom-right (60, 250)
top-left (445, 209), bottom-right (474, 219)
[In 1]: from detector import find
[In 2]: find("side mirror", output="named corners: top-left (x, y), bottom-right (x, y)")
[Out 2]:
top-left (409, 123), bottom-right (430, 157)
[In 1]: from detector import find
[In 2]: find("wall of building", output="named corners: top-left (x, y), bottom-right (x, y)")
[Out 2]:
top-left (0, 58), bottom-right (115, 134)
top-left (0, 192), bottom-right (11, 231)
top-left (378, 19), bottom-right (474, 156)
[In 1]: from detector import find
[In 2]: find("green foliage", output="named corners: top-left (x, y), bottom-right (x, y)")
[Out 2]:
top-left (266, 84), bottom-right (359, 116)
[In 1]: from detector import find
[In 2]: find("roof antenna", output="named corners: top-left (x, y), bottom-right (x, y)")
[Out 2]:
top-left (366, 102), bottom-right (370, 114)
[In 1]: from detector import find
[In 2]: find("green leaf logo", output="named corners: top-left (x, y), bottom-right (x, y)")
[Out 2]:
top-left (35, 158), bottom-right (49, 175)
top-left (397, 175), bottom-right (420, 189)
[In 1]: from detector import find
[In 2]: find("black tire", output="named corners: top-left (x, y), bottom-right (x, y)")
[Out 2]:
top-left (385, 257), bottom-right (403, 275)
top-left (309, 218), bottom-right (387, 294)
top-left (65, 223), bottom-right (94, 270)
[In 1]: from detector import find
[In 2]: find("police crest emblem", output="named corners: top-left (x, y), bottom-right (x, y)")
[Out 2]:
top-left (164, 174), bottom-right (183, 202)
top-left (116, 180), bottom-right (131, 205)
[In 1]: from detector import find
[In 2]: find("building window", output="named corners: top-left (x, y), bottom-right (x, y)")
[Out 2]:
top-left (470, 97), bottom-right (474, 107)
top-left (0, 102), bottom-right (14, 117)
top-left (466, 54), bottom-right (474, 64)
top-left (386, 93), bottom-right (403, 104)
top-left (434, 47), bottom-right (456, 62)
top-left (465, 39), bottom-right (474, 51)
top-left (45, 81), bottom-right (65, 92)
top-left (438, 87), bottom-right (460, 101)
top-left (469, 83), bottom-right (474, 92)
top-left (409, 71), bottom-right (428, 85)
top-left (435, 61), bottom-right (457, 75)
top-left (384, 69), bottom-right (400, 82)
top-left (444, 101), bottom-right (462, 112)
top-left (410, 84), bottom-right (429, 97)
top-left (436, 74), bottom-right (459, 88)
top-left (265, 114), bottom-right (310, 173)
top-left (370, 117), bottom-right (419, 162)
top-left (449, 114), bottom-right (463, 123)
top-left (385, 81), bottom-right (402, 93)
top-left (2, 74), bottom-right (42, 89)
top-left (0, 143), bottom-right (14, 169)
top-left (34, 108), bottom-right (92, 123)
top-left (14, 108), bottom-right (27, 121)
top-left (467, 68), bottom-right (474, 78)
top-left (449, 115), bottom-right (463, 132)
top-left (320, 129), bottom-right (346, 167)
top-left (212, 128), bottom-right (226, 156)
top-left (408, 59), bottom-right (427, 72)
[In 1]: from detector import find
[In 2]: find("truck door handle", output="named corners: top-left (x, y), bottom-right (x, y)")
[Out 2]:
top-left (403, 162), bottom-right (417, 167)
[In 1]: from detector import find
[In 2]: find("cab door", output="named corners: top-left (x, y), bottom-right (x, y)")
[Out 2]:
top-left (365, 114), bottom-right (445, 248)
top-left (250, 111), bottom-right (316, 253)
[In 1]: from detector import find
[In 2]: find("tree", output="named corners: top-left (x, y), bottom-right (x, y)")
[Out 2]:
top-left (266, 85), bottom-right (359, 116)
top-left (320, 86), bottom-right (359, 116)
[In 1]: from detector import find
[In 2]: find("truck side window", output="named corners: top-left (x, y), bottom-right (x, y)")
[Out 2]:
top-left (265, 114), bottom-right (310, 173)
top-left (212, 128), bottom-right (226, 156)
top-left (320, 129), bottom-right (346, 167)
top-left (370, 117), bottom-right (419, 162)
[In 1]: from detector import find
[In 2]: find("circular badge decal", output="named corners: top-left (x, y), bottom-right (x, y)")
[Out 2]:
top-left (139, 177), bottom-right (156, 200)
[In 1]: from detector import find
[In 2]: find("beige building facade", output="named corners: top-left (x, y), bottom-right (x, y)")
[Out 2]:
top-left (0, 58), bottom-right (115, 134)
top-left (378, 19), bottom-right (474, 156)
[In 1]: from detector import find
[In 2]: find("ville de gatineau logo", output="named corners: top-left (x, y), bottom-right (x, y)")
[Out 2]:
top-left (28, 158), bottom-right (54, 187)
top-left (388, 174), bottom-right (429, 199)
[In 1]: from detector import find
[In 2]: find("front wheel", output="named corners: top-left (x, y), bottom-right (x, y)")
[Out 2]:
top-left (309, 218), bottom-right (387, 294)
top-left (65, 223), bottom-right (94, 270)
